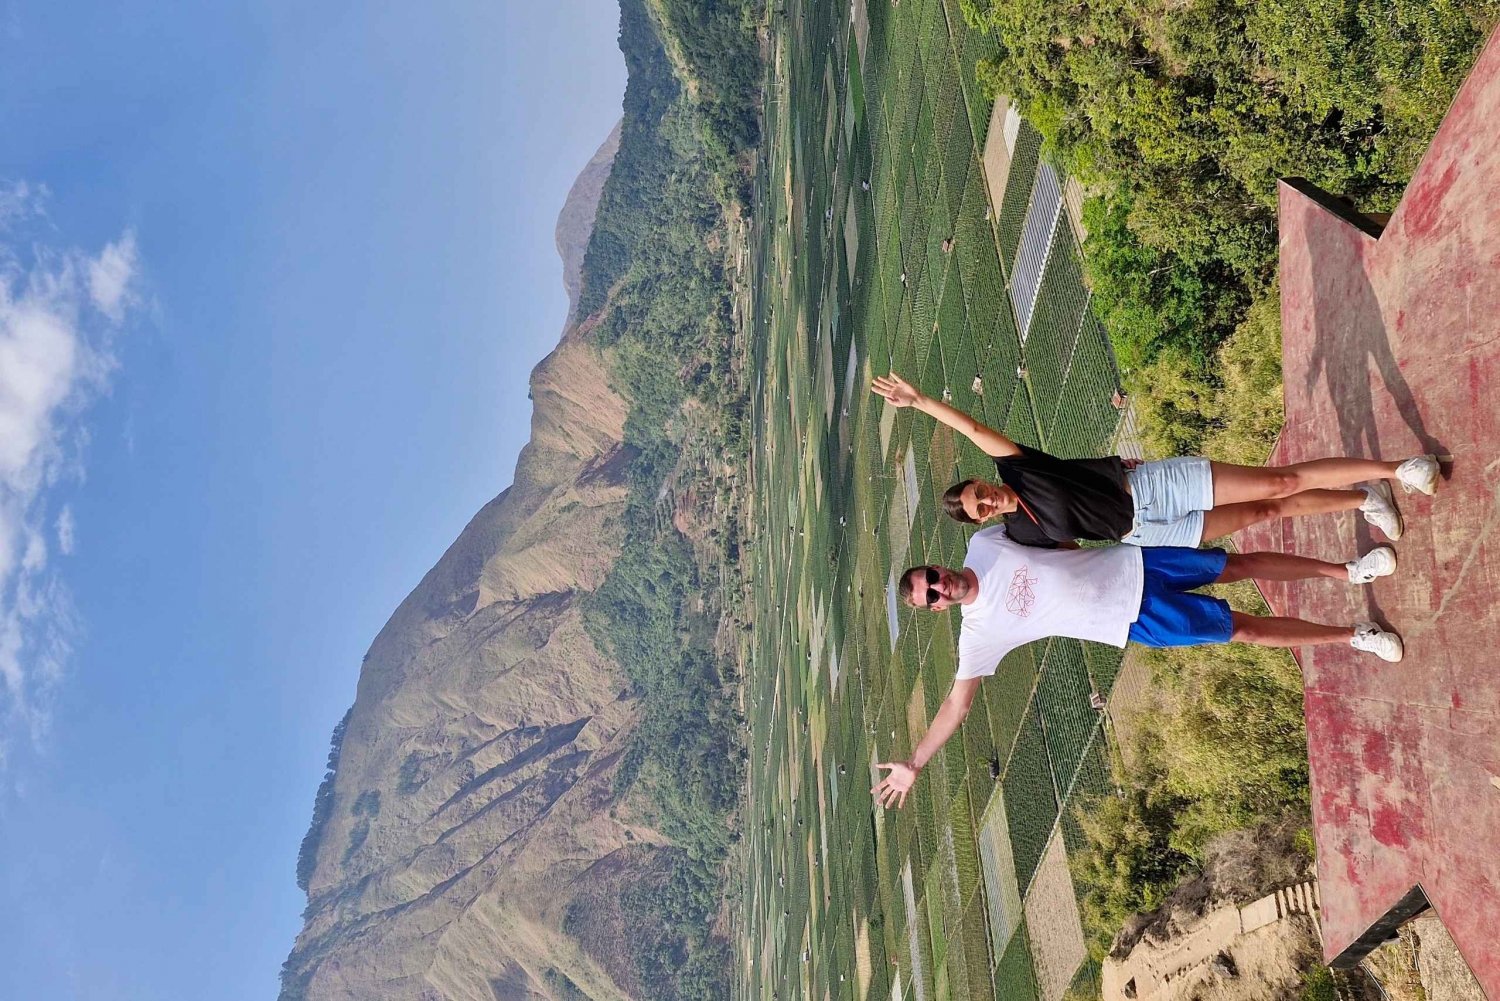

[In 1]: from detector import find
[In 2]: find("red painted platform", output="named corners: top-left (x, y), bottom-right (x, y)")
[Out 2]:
top-left (1235, 29), bottom-right (1500, 992)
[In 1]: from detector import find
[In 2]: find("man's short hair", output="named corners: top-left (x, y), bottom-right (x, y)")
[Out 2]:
top-left (944, 480), bottom-right (978, 525)
top-left (898, 566), bottom-right (926, 606)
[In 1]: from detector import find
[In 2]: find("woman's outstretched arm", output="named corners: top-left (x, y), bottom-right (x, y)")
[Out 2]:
top-left (871, 372), bottom-right (1022, 457)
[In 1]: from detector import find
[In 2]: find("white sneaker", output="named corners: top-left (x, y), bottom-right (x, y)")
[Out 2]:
top-left (1346, 546), bottom-right (1397, 584)
top-left (1360, 482), bottom-right (1404, 540)
top-left (1395, 454), bottom-right (1440, 496)
top-left (1351, 622), bottom-right (1404, 662)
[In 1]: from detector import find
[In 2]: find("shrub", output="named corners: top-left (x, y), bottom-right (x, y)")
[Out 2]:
top-left (1071, 582), bottom-right (1310, 956)
top-left (1125, 281), bottom-right (1283, 464)
top-left (965, 0), bottom-right (1495, 461)
top-left (295, 708), bottom-right (352, 892)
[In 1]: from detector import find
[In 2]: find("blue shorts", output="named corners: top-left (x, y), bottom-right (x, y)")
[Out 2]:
top-left (1128, 546), bottom-right (1234, 647)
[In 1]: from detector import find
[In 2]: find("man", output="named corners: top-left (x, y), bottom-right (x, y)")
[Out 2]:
top-left (870, 524), bottom-right (1402, 808)
top-left (871, 372), bottom-right (1438, 550)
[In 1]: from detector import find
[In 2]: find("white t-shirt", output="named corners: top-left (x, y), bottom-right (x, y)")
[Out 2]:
top-left (955, 526), bottom-right (1145, 680)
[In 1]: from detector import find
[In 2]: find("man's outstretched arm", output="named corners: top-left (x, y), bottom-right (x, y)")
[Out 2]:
top-left (872, 677), bottom-right (983, 809)
top-left (871, 373), bottom-right (1022, 458)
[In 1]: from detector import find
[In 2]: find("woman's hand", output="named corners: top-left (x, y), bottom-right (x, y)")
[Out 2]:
top-left (871, 760), bottom-right (920, 809)
top-left (871, 373), bottom-right (923, 409)
top-left (1121, 457), bottom-right (1143, 470)
top-left (873, 373), bottom-right (1020, 457)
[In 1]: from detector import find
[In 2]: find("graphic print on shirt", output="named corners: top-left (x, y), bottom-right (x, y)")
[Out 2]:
top-left (1005, 566), bottom-right (1038, 617)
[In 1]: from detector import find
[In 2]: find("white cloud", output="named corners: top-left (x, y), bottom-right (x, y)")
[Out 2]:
top-left (0, 188), bottom-right (138, 758)
top-left (88, 232), bottom-right (138, 324)
top-left (55, 505), bottom-right (74, 556)
top-left (0, 179), bottom-right (44, 230)
top-left (0, 298), bottom-right (82, 487)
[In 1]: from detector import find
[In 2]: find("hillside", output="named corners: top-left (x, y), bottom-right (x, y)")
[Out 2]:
top-left (278, 299), bottom-right (647, 1001)
top-left (278, 1), bottom-right (761, 998)
top-left (556, 121), bottom-right (623, 322)
top-left (277, 110), bottom-right (648, 1001)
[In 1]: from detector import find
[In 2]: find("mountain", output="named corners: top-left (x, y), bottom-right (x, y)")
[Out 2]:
top-left (556, 121), bottom-right (623, 322)
top-left (280, 0), bottom-right (761, 995)
top-left (278, 132), bottom-right (658, 1001)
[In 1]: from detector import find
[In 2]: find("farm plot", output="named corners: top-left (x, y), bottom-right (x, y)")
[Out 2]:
top-left (737, 2), bottom-right (1133, 1000)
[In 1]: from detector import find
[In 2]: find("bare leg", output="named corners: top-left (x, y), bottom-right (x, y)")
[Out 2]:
top-left (1198, 489), bottom-right (1365, 541)
top-left (1210, 458), bottom-right (1403, 506)
top-left (1217, 550), bottom-right (1349, 583)
top-left (1230, 611), bottom-right (1353, 647)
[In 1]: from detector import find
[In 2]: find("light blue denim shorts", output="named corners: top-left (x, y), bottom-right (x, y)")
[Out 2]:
top-left (1121, 456), bottom-right (1215, 547)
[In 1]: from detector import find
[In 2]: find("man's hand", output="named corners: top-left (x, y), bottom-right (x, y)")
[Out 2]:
top-left (872, 373), bottom-right (922, 409)
top-left (1121, 457), bottom-right (1143, 470)
top-left (872, 761), bottom-right (920, 809)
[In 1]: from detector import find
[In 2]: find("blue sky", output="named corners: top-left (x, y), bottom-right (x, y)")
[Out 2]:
top-left (0, 3), bottom-right (627, 997)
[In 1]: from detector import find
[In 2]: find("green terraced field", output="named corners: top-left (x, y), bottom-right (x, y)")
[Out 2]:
top-left (736, 2), bottom-right (1133, 1000)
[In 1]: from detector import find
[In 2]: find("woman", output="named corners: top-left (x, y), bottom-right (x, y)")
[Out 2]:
top-left (871, 372), bottom-right (1438, 559)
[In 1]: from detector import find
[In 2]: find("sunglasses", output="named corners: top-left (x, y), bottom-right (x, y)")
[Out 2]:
top-left (924, 567), bottom-right (941, 606)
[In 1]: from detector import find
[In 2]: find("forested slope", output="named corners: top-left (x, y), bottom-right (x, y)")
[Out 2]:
top-left (571, 0), bottom-right (761, 997)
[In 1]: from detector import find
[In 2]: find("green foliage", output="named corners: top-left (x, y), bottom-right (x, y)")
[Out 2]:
top-left (341, 819), bottom-right (370, 864)
top-left (1300, 963), bottom-right (1339, 1001)
top-left (577, 0), bottom-right (761, 319)
top-left (396, 750), bottom-right (427, 795)
top-left (966, 0), bottom-right (1496, 451)
top-left (651, 0), bottom-right (763, 176)
top-left (1070, 584), bottom-right (1311, 957)
top-left (1195, 288), bottom-right (1286, 463)
top-left (1126, 281), bottom-right (1283, 463)
top-left (542, 966), bottom-right (590, 1001)
top-left (1293, 824), bottom-right (1318, 863)
top-left (1079, 193), bottom-right (1245, 374)
top-left (576, 0), bottom-right (685, 319)
top-left (1137, 632), bottom-right (1311, 854)
top-left (969, 0), bottom-right (1496, 246)
top-left (622, 855), bottom-right (736, 1001)
top-left (1070, 786), bottom-right (1194, 960)
top-left (295, 707), bottom-right (352, 892)
top-left (588, 520), bottom-right (742, 849)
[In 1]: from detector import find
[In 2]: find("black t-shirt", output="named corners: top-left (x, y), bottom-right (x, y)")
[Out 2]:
top-left (995, 444), bottom-right (1133, 547)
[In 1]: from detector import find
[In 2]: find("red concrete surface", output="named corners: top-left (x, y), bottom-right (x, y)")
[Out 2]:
top-left (1235, 29), bottom-right (1500, 992)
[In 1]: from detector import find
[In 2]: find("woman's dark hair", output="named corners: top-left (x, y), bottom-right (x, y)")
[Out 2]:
top-left (944, 480), bottom-right (978, 525)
